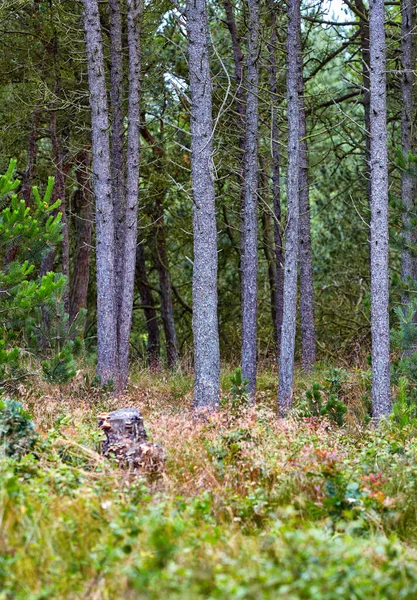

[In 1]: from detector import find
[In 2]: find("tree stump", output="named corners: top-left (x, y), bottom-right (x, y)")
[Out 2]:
top-left (98, 408), bottom-right (164, 475)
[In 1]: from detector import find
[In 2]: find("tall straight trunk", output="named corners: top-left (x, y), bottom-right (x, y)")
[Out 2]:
top-left (241, 0), bottom-right (260, 400)
top-left (154, 194), bottom-right (179, 368)
top-left (117, 0), bottom-right (142, 391)
top-left (278, 0), bottom-right (301, 416)
top-left (260, 161), bottom-right (277, 345)
top-left (354, 0), bottom-right (372, 203)
top-left (223, 0), bottom-right (246, 279)
top-left (401, 0), bottom-right (417, 292)
top-left (135, 242), bottom-right (160, 369)
top-left (50, 100), bottom-right (70, 301)
top-left (140, 121), bottom-right (179, 367)
top-left (297, 30), bottom-right (316, 370)
top-left (186, 0), bottom-right (220, 410)
top-left (268, 0), bottom-right (284, 356)
top-left (369, 0), bottom-right (391, 420)
top-left (82, 0), bottom-right (118, 384)
top-left (70, 151), bottom-right (93, 323)
top-left (109, 0), bottom-right (126, 321)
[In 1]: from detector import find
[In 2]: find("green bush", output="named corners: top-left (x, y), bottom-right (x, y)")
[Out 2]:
top-left (0, 398), bottom-right (37, 459)
top-left (0, 159), bottom-right (83, 386)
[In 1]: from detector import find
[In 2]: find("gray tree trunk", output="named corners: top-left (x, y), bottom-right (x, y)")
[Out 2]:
top-left (154, 194), bottom-right (179, 368)
top-left (135, 242), bottom-right (161, 369)
top-left (82, 0), bottom-right (118, 384)
top-left (267, 0), bottom-right (284, 356)
top-left (354, 0), bottom-right (372, 205)
top-left (186, 0), bottom-right (220, 410)
top-left (241, 0), bottom-right (260, 401)
top-left (109, 0), bottom-right (126, 321)
top-left (401, 0), bottom-right (417, 293)
top-left (278, 0), bottom-right (301, 416)
top-left (70, 150), bottom-right (93, 324)
top-left (116, 0), bottom-right (142, 391)
top-left (369, 0), bottom-right (391, 420)
top-left (297, 27), bottom-right (316, 371)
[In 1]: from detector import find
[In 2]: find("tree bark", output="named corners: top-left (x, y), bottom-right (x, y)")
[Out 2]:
top-left (354, 0), bottom-right (372, 204)
top-left (140, 121), bottom-right (179, 367)
top-left (50, 99), bottom-right (70, 309)
top-left (82, 0), bottom-right (118, 385)
top-left (267, 0), bottom-right (284, 356)
top-left (260, 161), bottom-right (277, 346)
top-left (369, 0), bottom-right (391, 420)
top-left (186, 0), bottom-right (220, 410)
top-left (117, 0), bottom-right (142, 391)
top-left (109, 0), bottom-right (126, 322)
top-left (70, 151), bottom-right (93, 324)
top-left (154, 194), bottom-right (179, 368)
top-left (278, 0), bottom-right (301, 416)
top-left (223, 0), bottom-right (246, 277)
top-left (241, 0), bottom-right (260, 401)
top-left (401, 0), bottom-right (417, 293)
top-left (297, 23), bottom-right (316, 371)
top-left (135, 242), bottom-right (161, 369)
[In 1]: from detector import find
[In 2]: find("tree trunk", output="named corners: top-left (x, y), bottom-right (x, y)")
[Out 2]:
top-left (369, 0), bottom-right (391, 420)
top-left (401, 0), bottom-right (417, 293)
top-left (354, 0), bottom-right (372, 204)
top-left (140, 122), bottom-right (179, 367)
top-left (297, 26), bottom-right (316, 371)
top-left (135, 242), bottom-right (160, 369)
top-left (154, 194), bottom-right (179, 368)
top-left (50, 99), bottom-right (70, 309)
top-left (278, 0), bottom-right (301, 416)
top-left (109, 0), bottom-right (126, 322)
top-left (82, 0), bottom-right (118, 385)
top-left (260, 162), bottom-right (278, 346)
top-left (267, 0), bottom-right (284, 356)
top-left (70, 151), bottom-right (93, 324)
top-left (117, 0), bottom-right (142, 391)
top-left (186, 0), bottom-right (220, 410)
top-left (241, 0), bottom-right (260, 401)
top-left (223, 0), bottom-right (246, 283)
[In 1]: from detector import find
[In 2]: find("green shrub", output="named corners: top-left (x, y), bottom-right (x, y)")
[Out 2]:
top-left (0, 398), bottom-right (37, 459)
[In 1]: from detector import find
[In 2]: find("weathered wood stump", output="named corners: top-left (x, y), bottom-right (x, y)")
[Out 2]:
top-left (98, 408), bottom-right (164, 475)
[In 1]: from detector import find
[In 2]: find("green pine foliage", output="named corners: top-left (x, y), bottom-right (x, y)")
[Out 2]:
top-left (0, 160), bottom-right (82, 386)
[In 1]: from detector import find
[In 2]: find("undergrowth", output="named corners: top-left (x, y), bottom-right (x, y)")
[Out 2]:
top-left (2, 364), bottom-right (417, 598)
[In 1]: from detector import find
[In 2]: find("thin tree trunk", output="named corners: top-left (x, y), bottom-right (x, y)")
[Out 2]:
top-left (50, 99), bottom-right (70, 307)
top-left (354, 0), bottom-right (372, 204)
top-left (260, 161), bottom-right (277, 345)
top-left (297, 27), bottom-right (316, 371)
top-left (117, 0), bottom-right (142, 391)
top-left (186, 0), bottom-right (220, 410)
top-left (223, 0), bottom-right (246, 279)
top-left (241, 0), bottom-right (260, 400)
top-left (140, 121), bottom-right (179, 367)
top-left (82, 0), bottom-right (118, 385)
top-left (278, 0), bottom-right (301, 416)
top-left (135, 242), bottom-right (160, 369)
top-left (268, 0), bottom-right (284, 356)
top-left (70, 151), bottom-right (93, 323)
top-left (109, 0), bottom-right (126, 322)
top-left (369, 0), bottom-right (391, 420)
top-left (401, 0), bottom-right (416, 293)
top-left (154, 194), bottom-right (179, 368)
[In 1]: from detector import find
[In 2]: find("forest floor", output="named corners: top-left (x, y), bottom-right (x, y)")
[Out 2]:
top-left (2, 363), bottom-right (417, 599)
